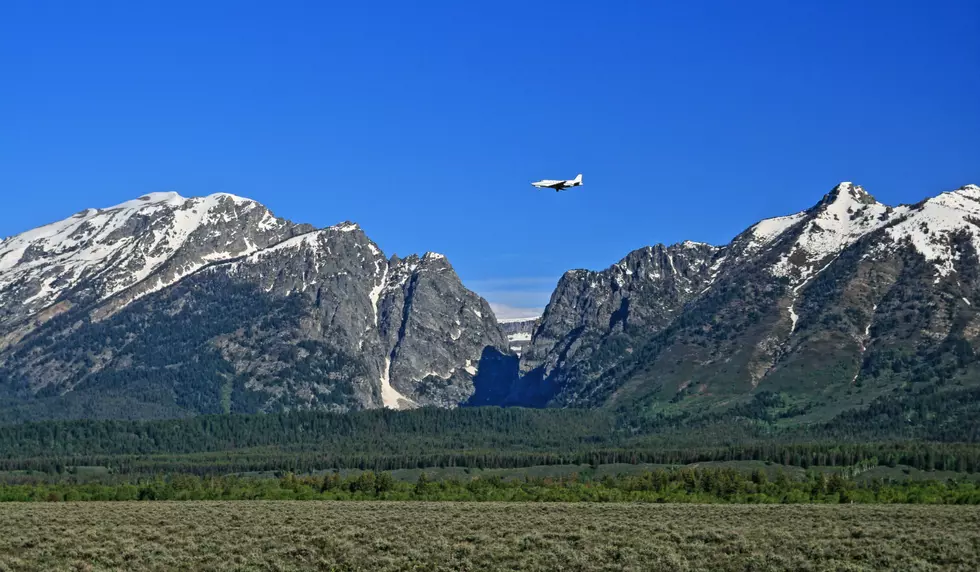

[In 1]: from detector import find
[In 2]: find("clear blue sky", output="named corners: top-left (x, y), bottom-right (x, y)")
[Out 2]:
top-left (2, 1), bottom-right (978, 317)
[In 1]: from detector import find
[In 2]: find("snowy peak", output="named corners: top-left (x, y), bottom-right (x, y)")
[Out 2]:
top-left (770, 182), bottom-right (895, 284)
top-left (785, 181), bottom-right (980, 282)
top-left (0, 192), bottom-right (302, 332)
top-left (730, 181), bottom-right (980, 286)
top-left (815, 182), bottom-right (878, 209)
top-left (732, 183), bottom-right (883, 268)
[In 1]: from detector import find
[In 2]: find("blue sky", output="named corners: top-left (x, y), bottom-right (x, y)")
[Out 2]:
top-left (2, 1), bottom-right (978, 318)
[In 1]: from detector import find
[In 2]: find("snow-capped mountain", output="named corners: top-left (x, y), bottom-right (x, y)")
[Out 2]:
top-left (0, 193), bottom-right (508, 421)
top-left (4, 182), bottom-right (980, 423)
top-left (511, 182), bottom-right (980, 418)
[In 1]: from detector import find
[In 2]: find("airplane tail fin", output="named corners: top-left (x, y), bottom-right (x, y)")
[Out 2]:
top-left (574, 174), bottom-right (583, 184)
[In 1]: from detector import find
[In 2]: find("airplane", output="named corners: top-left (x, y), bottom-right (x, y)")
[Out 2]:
top-left (531, 173), bottom-right (583, 192)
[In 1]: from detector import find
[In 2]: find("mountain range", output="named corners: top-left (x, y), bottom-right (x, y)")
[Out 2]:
top-left (1, 182), bottom-right (979, 424)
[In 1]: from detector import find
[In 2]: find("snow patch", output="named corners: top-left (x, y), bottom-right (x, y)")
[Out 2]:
top-left (256, 210), bottom-right (280, 232)
top-left (368, 260), bottom-right (389, 327)
top-left (879, 187), bottom-right (980, 280)
top-left (497, 316), bottom-right (540, 324)
top-left (380, 357), bottom-right (415, 409)
top-left (864, 304), bottom-right (877, 338)
top-left (333, 222), bottom-right (360, 232)
top-left (748, 212), bottom-right (807, 251)
top-left (507, 332), bottom-right (532, 342)
top-left (682, 240), bottom-right (711, 249)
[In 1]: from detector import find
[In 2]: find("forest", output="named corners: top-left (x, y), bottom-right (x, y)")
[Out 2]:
top-left (2, 465), bottom-right (979, 504)
top-left (0, 396), bottom-right (978, 482)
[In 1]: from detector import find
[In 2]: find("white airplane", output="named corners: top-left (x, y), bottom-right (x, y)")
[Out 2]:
top-left (531, 173), bottom-right (583, 192)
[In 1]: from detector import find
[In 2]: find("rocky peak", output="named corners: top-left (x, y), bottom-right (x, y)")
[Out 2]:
top-left (330, 221), bottom-right (362, 233)
top-left (809, 182), bottom-right (884, 219)
top-left (419, 252), bottom-right (453, 272)
top-left (377, 250), bottom-right (505, 409)
top-left (815, 182), bottom-right (878, 209)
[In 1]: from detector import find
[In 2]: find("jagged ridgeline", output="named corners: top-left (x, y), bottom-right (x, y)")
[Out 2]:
top-left (0, 193), bottom-right (514, 421)
top-left (516, 182), bottom-right (980, 422)
top-left (1, 182), bottom-right (979, 424)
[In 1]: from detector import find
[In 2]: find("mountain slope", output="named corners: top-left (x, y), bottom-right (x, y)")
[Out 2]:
top-left (512, 183), bottom-right (980, 422)
top-left (0, 194), bottom-right (507, 421)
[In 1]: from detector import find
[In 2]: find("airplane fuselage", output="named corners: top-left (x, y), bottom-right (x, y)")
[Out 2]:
top-left (531, 174), bottom-right (583, 192)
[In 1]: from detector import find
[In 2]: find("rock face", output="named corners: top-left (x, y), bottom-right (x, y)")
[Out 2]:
top-left (511, 183), bottom-right (980, 420)
top-left (0, 194), bottom-right (508, 422)
top-left (516, 242), bottom-right (719, 406)
top-left (377, 252), bottom-right (507, 408)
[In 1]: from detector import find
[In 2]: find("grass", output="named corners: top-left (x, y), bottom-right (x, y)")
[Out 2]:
top-left (0, 502), bottom-right (977, 571)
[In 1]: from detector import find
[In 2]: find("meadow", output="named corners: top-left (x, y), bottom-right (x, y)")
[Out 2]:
top-left (0, 502), bottom-right (977, 571)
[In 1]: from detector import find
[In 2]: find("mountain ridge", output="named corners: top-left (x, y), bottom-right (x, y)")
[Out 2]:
top-left (511, 181), bottom-right (980, 421)
top-left (0, 192), bottom-right (508, 421)
top-left (1, 181), bottom-right (978, 424)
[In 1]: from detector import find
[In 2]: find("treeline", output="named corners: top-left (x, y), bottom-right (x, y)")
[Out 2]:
top-left (0, 407), bottom-right (616, 458)
top-left (3, 467), bottom-right (978, 504)
top-left (3, 392), bottom-right (979, 465)
top-left (2, 396), bottom-right (979, 481)
top-left (3, 441), bottom-right (978, 479)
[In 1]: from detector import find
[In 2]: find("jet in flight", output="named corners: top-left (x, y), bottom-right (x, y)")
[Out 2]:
top-left (531, 173), bottom-right (583, 192)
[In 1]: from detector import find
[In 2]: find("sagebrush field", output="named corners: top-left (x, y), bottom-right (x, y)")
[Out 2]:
top-left (0, 502), bottom-right (977, 571)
